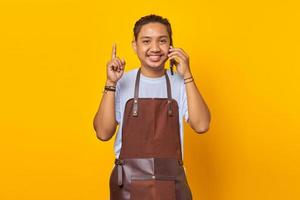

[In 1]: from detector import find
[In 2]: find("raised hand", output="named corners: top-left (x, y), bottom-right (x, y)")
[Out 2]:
top-left (106, 43), bottom-right (126, 84)
top-left (168, 46), bottom-right (191, 78)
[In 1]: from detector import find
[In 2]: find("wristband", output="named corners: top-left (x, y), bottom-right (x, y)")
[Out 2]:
top-left (184, 76), bottom-right (193, 80)
top-left (184, 79), bottom-right (194, 84)
top-left (103, 85), bottom-right (116, 93)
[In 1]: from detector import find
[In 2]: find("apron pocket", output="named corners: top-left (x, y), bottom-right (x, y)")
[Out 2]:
top-left (130, 176), bottom-right (176, 200)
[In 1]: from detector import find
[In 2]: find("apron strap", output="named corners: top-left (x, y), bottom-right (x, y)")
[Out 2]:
top-left (132, 68), bottom-right (173, 117)
top-left (165, 70), bottom-right (173, 116)
top-left (132, 68), bottom-right (141, 116)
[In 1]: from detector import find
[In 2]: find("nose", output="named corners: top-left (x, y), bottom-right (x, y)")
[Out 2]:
top-left (150, 42), bottom-right (161, 52)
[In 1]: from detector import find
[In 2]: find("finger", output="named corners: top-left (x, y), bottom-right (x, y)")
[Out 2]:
top-left (168, 51), bottom-right (186, 61)
top-left (168, 55), bottom-right (183, 65)
top-left (121, 60), bottom-right (126, 69)
top-left (115, 58), bottom-right (122, 69)
top-left (110, 60), bottom-right (118, 71)
top-left (118, 59), bottom-right (125, 71)
top-left (115, 60), bottom-right (122, 71)
top-left (116, 59), bottom-right (124, 72)
top-left (116, 66), bottom-right (124, 75)
top-left (108, 62), bottom-right (116, 72)
top-left (169, 47), bottom-right (189, 58)
top-left (111, 43), bottom-right (117, 59)
top-left (121, 58), bottom-right (126, 66)
top-left (177, 48), bottom-right (189, 58)
top-left (107, 60), bottom-right (114, 70)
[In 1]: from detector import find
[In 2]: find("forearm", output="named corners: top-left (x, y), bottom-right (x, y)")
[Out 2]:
top-left (93, 80), bottom-right (118, 141)
top-left (185, 73), bottom-right (211, 133)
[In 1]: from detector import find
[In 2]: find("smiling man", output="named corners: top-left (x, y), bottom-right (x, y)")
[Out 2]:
top-left (93, 14), bottom-right (211, 200)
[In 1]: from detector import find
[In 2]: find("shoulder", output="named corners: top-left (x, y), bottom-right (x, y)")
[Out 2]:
top-left (124, 68), bottom-right (139, 78)
top-left (116, 68), bottom-right (138, 88)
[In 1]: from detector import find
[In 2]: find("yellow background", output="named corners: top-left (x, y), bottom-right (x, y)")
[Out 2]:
top-left (0, 0), bottom-right (299, 199)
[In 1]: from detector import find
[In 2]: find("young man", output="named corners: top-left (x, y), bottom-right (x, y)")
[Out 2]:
top-left (93, 14), bottom-right (211, 200)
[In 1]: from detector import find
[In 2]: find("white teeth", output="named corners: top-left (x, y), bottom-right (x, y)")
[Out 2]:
top-left (148, 55), bottom-right (162, 62)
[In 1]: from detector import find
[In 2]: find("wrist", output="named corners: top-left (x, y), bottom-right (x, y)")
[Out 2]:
top-left (106, 79), bottom-right (117, 86)
top-left (183, 71), bottom-right (192, 79)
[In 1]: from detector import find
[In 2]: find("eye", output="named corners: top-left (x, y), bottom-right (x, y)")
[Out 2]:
top-left (142, 40), bottom-right (150, 44)
top-left (160, 39), bottom-right (167, 43)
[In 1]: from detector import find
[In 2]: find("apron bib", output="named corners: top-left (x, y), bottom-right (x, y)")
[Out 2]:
top-left (109, 68), bottom-right (193, 200)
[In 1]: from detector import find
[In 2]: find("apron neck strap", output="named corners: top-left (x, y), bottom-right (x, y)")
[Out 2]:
top-left (132, 68), bottom-right (173, 117)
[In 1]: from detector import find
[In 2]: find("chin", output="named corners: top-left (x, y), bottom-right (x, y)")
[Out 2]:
top-left (150, 64), bottom-right (164, 70)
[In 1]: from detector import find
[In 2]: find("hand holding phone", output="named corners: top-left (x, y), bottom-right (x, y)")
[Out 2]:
top-left (168, 45), bottom-right (191, 78)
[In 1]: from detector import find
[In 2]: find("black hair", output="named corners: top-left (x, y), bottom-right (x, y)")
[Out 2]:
top-left (133, 14), bottom-right (173, 46)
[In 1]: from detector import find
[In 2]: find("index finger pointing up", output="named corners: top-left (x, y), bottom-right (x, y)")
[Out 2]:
top-left (111, 43), bottom-right (116, 59)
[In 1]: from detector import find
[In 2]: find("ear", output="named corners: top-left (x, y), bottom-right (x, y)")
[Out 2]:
top-left (131, 40), bottom-right (137, 54)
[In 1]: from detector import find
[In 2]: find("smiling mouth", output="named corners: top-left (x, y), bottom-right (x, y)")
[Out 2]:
top-left (147, 55), bottom-right (163, 62)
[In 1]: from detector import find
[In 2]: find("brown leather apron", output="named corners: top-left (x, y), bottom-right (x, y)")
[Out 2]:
top-left (109, 68), bottom-right (193, 200)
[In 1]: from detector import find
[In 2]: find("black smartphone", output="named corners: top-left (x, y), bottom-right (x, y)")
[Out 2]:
top-left (170, 59), bottom-right (175, 75)
top-left (169, 41), bottom-right (175, 75)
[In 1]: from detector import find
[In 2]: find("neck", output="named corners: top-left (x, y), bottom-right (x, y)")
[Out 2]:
top-left (140, 65), bottom-right (165, 78)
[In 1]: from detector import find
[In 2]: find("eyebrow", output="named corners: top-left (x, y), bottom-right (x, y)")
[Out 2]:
top-left (140, 35), bottom-right (168, 39)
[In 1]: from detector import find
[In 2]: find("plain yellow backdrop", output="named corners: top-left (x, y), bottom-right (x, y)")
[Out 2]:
top-left (0, 0), bottom-right (299, 199)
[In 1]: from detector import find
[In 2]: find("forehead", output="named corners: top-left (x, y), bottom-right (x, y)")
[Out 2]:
top-left (138, 22), bottom-right (169, 38)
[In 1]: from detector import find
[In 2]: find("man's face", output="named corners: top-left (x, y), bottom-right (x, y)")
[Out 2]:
top-left (132, 22), bottom-right (171, 71)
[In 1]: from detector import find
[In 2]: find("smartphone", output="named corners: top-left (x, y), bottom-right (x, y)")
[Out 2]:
top-left (169, 41), bottom-right (175, 75)
top-left (170, 59), bottom-right (175, 75)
